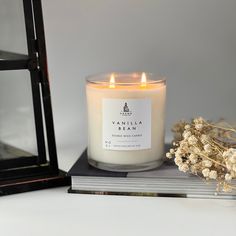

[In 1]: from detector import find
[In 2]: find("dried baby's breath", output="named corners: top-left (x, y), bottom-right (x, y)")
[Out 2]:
top-left (166, 117), bottom-right (236, 192)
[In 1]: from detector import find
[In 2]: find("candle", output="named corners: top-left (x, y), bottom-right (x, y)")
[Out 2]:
top-left (86, 73), bottom-right (166, 172)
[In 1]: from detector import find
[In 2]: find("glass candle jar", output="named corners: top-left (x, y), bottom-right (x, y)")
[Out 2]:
top-left (86, 72), bottom-right (166, 172)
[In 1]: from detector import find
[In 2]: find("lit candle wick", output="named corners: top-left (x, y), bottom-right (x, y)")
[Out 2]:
top-left (109, 74), bottom-right (115, 88)
top-left (141, 72), bottom-right (147, 87)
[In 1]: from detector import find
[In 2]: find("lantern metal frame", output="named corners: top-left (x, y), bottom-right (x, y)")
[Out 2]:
top-left (0, 0), bottom-right (70, 195)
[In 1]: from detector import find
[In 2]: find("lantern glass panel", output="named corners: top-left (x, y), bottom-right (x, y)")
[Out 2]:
top-left (0, 0), bottom-right (27, 54)
top-left (0, 70), bottom-right (38, 160)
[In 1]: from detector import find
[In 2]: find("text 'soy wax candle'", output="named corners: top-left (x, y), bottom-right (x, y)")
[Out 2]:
top-left (86, 73), bottom-right (166, 172)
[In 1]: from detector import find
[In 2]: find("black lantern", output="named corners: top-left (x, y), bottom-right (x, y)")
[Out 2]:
top-left (0, 0), bottom-right (70, 195)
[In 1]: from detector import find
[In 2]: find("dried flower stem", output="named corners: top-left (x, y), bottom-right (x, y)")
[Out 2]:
top-left (211, 139), bottom-right (227, 151)
top-left (196, 151), bottom-right (226, 168)
top-left (207, 123), bottom-right (236, 133)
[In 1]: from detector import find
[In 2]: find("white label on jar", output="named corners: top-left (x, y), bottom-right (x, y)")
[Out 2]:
top-left (103, 98), bottom-right (151, 150)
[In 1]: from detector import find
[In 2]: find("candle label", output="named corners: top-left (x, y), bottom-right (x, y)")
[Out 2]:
top-left (103, 98), bottom-right (151, 150)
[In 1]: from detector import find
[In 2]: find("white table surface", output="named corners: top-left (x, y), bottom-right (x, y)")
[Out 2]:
top-left (1, 187), bottom-right (236, 236)
top-left (1, 146), bottom-right (236, 236)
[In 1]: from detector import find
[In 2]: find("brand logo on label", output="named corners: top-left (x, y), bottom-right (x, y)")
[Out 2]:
top-left (120, 102), bottom-right (132, 116)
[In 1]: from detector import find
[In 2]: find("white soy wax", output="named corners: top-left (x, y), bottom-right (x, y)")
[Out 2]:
top-left (86, 73), bottom-right (166, 172)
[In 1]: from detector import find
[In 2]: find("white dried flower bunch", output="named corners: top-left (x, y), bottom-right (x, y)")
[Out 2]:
top-left (166, 117), bottom-right (236, 192)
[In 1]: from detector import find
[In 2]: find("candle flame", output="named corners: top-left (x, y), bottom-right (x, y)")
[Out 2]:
top-left (109, 73), bottom-right (115, 88)
top-left (141, 72), bottom-right (147, 87)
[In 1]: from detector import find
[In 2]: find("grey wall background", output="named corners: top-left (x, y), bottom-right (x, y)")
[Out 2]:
top-left (41, 0), bottom-right (236, 154)
top-left (1, 0), bottom-right (236, 168)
